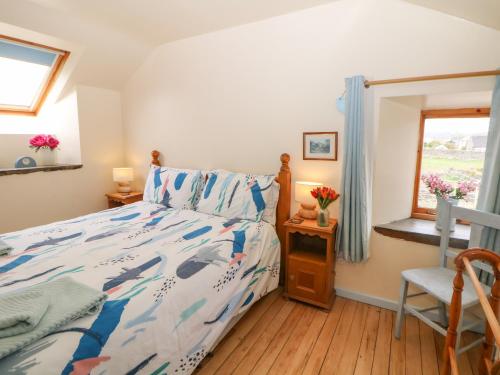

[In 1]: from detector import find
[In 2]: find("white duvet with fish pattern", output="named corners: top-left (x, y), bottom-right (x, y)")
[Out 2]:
top-left (0, 201), bottom-right (280, 374)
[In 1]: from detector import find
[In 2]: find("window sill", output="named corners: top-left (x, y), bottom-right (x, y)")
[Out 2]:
top-left (373, 218), bottom-right (470, 249)
top-left (0, 164), bottom-right (83, 176)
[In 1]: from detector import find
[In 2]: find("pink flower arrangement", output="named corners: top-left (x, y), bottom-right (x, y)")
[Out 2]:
top-left (455, 180), bottom-right (478, 200)
top-left (421, 173), bottom-right (476, 200)
top-left (29, 134), bottom-right (60, 152)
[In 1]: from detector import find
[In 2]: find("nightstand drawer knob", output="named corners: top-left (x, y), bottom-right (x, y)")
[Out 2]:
top-left (289, 275), bottom-right (295, 281)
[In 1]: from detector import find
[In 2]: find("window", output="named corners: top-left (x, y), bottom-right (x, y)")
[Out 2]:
top-left (0, 35), bottom-right (69, 116)
top-left (412, 108), bottom-right (490, 220)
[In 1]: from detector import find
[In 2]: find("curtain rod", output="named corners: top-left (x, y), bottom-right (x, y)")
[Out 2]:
top-left (364, 69), bottom-right (500, 88)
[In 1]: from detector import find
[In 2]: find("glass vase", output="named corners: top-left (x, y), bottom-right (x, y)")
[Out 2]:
top-left (317, 207), bottom-right (330, 227)
top-left (436, 196), bottom-right (458, 232)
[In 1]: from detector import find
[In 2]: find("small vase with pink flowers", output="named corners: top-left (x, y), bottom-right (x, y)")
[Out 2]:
top-left (29, 134), bottom-right (60, 166)
top-left (421, 174), bottom-right (477, 231)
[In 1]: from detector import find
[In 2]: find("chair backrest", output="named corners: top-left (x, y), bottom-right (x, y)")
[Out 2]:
top-left (439, 201), bottom-right (500, 274)
top-left (442, 248), bottom-right (500, 375)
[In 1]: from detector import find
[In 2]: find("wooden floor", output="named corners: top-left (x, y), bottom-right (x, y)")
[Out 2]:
top-left (196, 288), bottom-right (482, 375)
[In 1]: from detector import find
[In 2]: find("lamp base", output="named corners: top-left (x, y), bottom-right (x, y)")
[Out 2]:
top-left (298, 203), bottom-right (318, 219)
top-left (117, 182), bottom-right (132, 194)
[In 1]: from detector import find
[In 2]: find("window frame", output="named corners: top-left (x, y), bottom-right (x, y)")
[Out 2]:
top-left (0, 34), bottom-right (70, 116)
top-left (411, 107), bottom-right (491, 221)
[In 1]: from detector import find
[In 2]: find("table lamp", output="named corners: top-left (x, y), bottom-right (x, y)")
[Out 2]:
top-left (113, 167), bottom-right (134, 194)
top-left (295, 181), bottom-right (323, 219)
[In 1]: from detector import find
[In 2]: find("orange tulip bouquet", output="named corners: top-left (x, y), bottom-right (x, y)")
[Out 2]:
top-left (311, 187), bottom-right (340, 227)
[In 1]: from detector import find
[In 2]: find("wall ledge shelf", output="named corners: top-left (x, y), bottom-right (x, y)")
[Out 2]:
top-left (374, 218), bottom-right (469, 249)
top-left (0, 164), bottom-right (83, 176)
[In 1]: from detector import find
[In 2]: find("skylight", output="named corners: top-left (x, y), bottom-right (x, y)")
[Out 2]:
top-left (0, 36), bottom-right (69, 115)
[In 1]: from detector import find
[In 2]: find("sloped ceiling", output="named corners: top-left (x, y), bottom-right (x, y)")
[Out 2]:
top-left (25, 0), bottom-right (338, 45)
top-left (26, 0), bottom-right (500, 45)
top-left (0, 0), bottom-right (338, 90)
top-left (0, 0), bottom-right (497, 91)
top-left (403, 0), bottom-right (500, 31)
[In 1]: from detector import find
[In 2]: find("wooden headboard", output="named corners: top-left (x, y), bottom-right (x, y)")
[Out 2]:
top-left (150, 150), bottom-right (291, 276)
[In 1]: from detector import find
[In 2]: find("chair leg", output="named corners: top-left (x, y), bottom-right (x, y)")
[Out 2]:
top-left (438, 301), bottom-right (448, 327)
top-left (395, 278), bottom-right (409, 339)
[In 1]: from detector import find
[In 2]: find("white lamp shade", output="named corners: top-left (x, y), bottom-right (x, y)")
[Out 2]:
top-left (113, 168), bottom-right (134, 183)
top-left (295, 181), bottom-right (323, 203)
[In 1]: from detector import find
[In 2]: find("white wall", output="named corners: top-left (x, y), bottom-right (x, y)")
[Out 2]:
top-left (424, 91), bottom-right (492, 109)
top-left (0, 86), bottom-right (124, 233)
top-left (122, 0), bottom-right (500, 301)
top-left (0, 91), bottom-right (84, 168)
top-left (0, 135), bottom-right (39, 168)
top-left (372, 97), bottom-right (422, 225)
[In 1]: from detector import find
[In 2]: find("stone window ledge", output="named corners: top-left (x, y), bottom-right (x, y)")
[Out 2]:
top-left (374, 218), bottom-right (469, 249)
top-left (0, 164), bottom-right (83, 176)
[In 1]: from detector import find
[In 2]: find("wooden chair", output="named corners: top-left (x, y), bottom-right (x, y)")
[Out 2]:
top-left (395, 201), bottom-right (500, 355)
top-left (442, 248), bottom-right (500, 375)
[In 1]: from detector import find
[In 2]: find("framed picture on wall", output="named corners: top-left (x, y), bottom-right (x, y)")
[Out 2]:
top-left (303, 132), bottom-right (338, 161)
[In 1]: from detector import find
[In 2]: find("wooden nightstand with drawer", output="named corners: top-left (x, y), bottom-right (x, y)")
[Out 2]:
top-left (105, 192), bottom-right (143, 208)
top-left (284, 218), bottom-right (338, 310)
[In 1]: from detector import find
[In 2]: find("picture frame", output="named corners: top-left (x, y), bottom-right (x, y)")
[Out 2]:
top-left (303, 132), bottom-right (338, 161)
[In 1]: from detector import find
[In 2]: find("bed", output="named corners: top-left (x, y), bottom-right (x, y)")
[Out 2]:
top-left (0, 151), bottom-right (291, 374)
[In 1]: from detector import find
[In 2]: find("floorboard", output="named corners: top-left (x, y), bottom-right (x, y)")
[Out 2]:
top-left (464, 332), bottom-right (481, 375)
top-left (405, 315), bottom-right (422, 375)
top-left (196, 291), bottom-right (483, 375)
top-left (215, 296), bottom-right (289, 374)
top-left (231, 299), bottom-right (295, 375)
top-left (371, 309), bottom-right (393, 375)
top-left (318, 299), bottom-right (359, 374)
top-left (195, 288), bottom-right (281, 374)
top-left (389, 310), bottom-right (406, 375)
top-left (268, 305), bottom-right (316, 374)
top-left (252, 303), bottom-right (309, 373)
top-left (332, 302), bottom-right (369, 374)
top-left (353, 306), bottom-right (381, 375)
top-left (302, 297), bottom-right (346, 374)
top-left (283, 308), bottom-right (328, 374)
top-left (420, 320), bottom-right (439, 375)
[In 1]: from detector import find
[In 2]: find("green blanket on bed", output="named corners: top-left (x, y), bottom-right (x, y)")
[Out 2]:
top-left (0, 277), bottom-right (107, 359)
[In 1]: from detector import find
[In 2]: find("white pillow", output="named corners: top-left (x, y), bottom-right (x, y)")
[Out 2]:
top-left (143, 166), bottom-right (204, 210)
top-left (197, 169), bottom-right (279, 223)
top-left (262, 178), bottom-right (280, 224)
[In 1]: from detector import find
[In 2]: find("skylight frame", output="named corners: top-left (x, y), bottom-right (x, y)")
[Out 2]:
top-left (0, 35), bottom-right (70, 116)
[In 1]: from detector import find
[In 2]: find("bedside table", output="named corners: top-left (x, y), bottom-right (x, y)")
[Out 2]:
top-left (105, 192), bottom-right (143, 208)
top-left (284, 218), bottom-right (338, 310)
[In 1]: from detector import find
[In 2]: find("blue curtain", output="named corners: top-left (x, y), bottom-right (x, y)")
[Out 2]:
top-left (336, 75), bottom-right (369, 262)
top-left (478, 76), bottom-right (500, 253)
